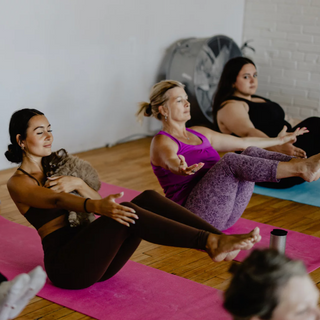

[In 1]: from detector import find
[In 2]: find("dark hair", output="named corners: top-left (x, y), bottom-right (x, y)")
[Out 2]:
top-left (224, 249), bottom-right (306, 320)
top-left (212, 57), bottom-right (256, 128)
top-left (5, 108), bottom-right (44, 163)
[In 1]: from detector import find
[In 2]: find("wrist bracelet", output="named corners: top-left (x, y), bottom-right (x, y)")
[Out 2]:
top-left (83, 198), bottom-right (90, 213)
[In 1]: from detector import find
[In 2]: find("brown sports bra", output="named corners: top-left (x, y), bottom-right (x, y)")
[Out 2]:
top-left (18, 168), bottom-right (68, 230)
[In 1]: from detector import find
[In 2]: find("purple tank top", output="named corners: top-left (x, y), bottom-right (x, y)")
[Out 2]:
top-left (151, 128), bottom-right (220, 205)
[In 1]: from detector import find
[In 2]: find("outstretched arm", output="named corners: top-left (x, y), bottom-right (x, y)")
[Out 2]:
top-left (217, 101), bottom-right (307, 157)
top-left (191, 126), bottom-right (308, 153)
top-left (150, 135), bottom-right (204, 176)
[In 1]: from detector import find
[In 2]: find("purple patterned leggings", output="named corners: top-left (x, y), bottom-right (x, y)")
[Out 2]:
top-left (184, 147), bottom-right (293, 231)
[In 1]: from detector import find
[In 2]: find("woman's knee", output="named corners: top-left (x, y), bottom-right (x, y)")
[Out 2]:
top-left (242, 146), bottom-right (259, 156)
top-left (120, 201), bottom-right (137, 209)
top-left (131, 189), bottom-right (159, 206)
top-left (221, 152), bottom-right (239, 165)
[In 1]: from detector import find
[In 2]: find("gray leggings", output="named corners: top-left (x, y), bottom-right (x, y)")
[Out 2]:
top-left (185, 147), bottom-right (293, 231)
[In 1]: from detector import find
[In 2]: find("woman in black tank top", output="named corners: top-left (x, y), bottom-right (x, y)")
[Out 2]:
top-left (5, 108), bottom-right (264, 289)
top-left (212, 57), bottom-right (320, 189)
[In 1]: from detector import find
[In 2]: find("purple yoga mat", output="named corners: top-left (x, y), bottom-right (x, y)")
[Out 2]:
top-left (100, 182), bottom-right (320, 273)
top-left (0, 212), bottom-right (230, 319)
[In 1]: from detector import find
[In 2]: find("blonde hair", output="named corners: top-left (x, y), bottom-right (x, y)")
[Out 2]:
top-left (137, 80), bottom-right (185, 122)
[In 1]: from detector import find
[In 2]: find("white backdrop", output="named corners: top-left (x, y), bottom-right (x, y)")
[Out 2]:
top-left (0, 0), bottom-right (245, 170)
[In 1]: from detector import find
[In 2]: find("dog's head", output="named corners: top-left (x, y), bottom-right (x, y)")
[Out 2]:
top-left (42, 148), bottom-right (69, 177)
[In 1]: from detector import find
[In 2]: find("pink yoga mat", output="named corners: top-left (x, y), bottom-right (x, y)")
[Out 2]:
top-left (224, 218), bottom-right (320, 272)
top-left (0, 215), bottom-right (230, 320)
top-left (99, 182), bottom-right (141, 201)
top-left (99, 182), bottom-right (320, 273)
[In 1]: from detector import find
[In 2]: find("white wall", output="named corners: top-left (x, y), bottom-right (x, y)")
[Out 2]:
top-left (0, 0), bottom-right (245, 170)
top-left (243, 0), bottom-right (320, 119)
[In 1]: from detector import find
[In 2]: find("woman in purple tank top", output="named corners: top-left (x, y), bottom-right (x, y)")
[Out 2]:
top-left (137, 80), bottom-right (320, 230)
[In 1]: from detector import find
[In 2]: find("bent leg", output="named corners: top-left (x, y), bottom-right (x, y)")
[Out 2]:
top-left (45, 206), bottom-right (209, 289)
top-left (185, 152), bottom-right (279, 230)
top-left (293, 117), bottom-right (320, 157)
top-left (98, 234), bottom-right (142, 282)
top-left (131, 190), bottom-right (223, 234)
top-left (242, 146), bottom-right (293, 162)
top-left (243, 147), bottom-right (305, 189)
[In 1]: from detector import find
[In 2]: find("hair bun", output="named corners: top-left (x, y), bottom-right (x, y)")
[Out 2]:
top-left (4, 144), bottom-right (22, 163)
top-left (144, 103), bottom-right (152, 117)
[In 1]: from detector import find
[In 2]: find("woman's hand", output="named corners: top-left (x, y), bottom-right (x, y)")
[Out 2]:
top-left (98, 192), bottom-right (139, 227)
top-left (177, 155), bottom-right (204, 175)
top-left (277, 125), bottom-right (308, 144)
top-left (276, 126), bottom-right (308, 158)
top-left (44, 176), bottom-right (81, 193)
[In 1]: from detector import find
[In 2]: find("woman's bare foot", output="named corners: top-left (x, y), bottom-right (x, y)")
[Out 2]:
top-left (298, 154), bottom-right (320, 182)
top-left (280, 154), bottom-right (320, 182)
top-left (205, 227), bottom-right (261, 262)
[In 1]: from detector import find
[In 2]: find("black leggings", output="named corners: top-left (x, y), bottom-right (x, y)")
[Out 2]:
top-left (292, 117), bottom-right (320, 158)
top-left (257, 117), bottom-right (320, 189)
top-left (43, 190), bottom-right (222, 290)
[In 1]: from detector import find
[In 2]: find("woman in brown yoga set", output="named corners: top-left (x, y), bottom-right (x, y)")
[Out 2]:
top-left (5, 108), bottom-right (261, 290)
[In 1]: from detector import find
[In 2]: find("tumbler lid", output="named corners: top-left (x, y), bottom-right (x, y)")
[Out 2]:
top-left (271, 229), bottom-right (288, 236)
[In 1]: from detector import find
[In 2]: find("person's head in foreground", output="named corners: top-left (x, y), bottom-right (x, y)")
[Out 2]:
top-left (224, 249), bottom-right (320, 320)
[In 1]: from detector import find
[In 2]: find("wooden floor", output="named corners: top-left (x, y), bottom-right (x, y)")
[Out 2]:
top-left (1, 137), bottom-right (320, 319)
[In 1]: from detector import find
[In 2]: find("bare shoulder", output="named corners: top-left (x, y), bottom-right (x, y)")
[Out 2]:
top-left (7, 170), bottom-right (39, 191)
top-left (151, 134), bottom-right (178, 151)
top-left (150, 134), bottom-right (179, 166)
top-left (220, 100), bottom-right (249, 113)
top-left (7, 171), bottom-right (23, 189)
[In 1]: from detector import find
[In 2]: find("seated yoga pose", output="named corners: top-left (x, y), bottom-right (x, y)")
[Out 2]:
top-left (224, 249), bottom-right (320, 320)
top-left (212, 56), bottom-right (320, 189)
top-left (138, 80), bottom-right (320, 230)
top-left (5, 108), bottom-right (262, 290)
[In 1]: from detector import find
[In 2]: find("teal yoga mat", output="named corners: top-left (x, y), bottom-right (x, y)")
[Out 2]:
top-left (253, 180), bottom-right (320, 207)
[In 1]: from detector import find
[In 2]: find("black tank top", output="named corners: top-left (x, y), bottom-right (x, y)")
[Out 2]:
top-left (215, 95), bottom-right (291, 137)
top-left (18, 168), bottom-right (68, 230)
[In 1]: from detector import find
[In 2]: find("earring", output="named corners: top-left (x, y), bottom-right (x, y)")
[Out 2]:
top-left (21, 145), bottom-right (24, 150)
top-left (165, 115), bottom-right (168, 121)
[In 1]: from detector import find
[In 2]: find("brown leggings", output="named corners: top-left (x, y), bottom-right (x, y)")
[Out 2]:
top-left (43, 190), bottom-right (222, 289)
